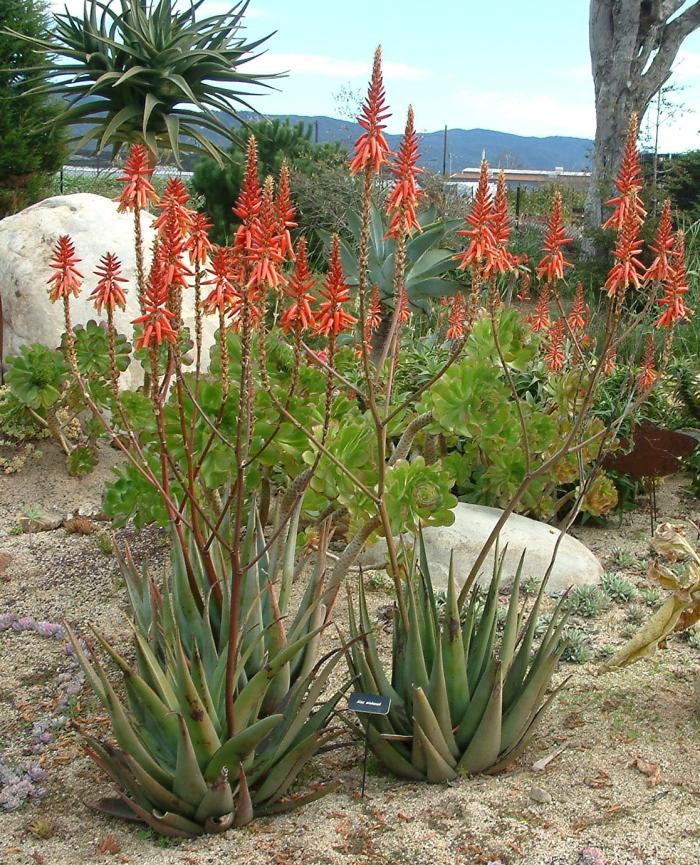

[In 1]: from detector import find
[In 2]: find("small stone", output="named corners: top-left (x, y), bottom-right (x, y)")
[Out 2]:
top-left (0, 553), bottom-right (11, 575)
top-left (528, 785), bottom-right (553, 804)
top-left (580, 847), bottom-right (606, 865)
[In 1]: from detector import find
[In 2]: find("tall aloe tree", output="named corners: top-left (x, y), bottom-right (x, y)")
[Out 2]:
top-left (5, 0), bottom-right (279, 163)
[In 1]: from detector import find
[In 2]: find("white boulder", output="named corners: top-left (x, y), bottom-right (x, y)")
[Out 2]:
top-left (360, 502), bottom-right (603, 594)
top-left (1, 193), bottom-right (217, 388)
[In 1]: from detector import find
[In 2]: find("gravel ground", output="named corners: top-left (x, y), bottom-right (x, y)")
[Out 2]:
top-left (1, 444), bottom-right (699, 865)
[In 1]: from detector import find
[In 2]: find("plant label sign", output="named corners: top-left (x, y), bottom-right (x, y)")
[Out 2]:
top-left (348, 692), bottom-right (391, 716)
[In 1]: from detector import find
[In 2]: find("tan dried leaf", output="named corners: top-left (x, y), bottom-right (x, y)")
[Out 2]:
top-left (630, 756), bottom-right (662, 787)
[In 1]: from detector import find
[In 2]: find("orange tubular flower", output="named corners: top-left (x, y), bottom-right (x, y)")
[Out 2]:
top-left (386, 105), bottom-right (423, 238)
top-left (187, 212), bottom-right (213, 266)
top-left (638, 333), bottom-right (657, 391)
top-left (646, 198), bottom-right (674, 283)
top-left (568, 282), bottom-right (588, 331)
top-left (350, 45), bottom-right (391, 176)
top-left (544, 318), bottom-right (566, 372)
top-left (47, 235), bottom-right (83, 302)
top-left (529, 284), bottom-right (550, 332)
top-left (657, 231), bottom-right (692, 329)
top-left (398, 283), bottom-right (411, 323)
top-left (536, 191), bottom-right (572, 283)
top-left (233, 137), bottom-right (262, 252)
top-left (456, 159), bottom-right (495, 272)
top-left (602, 114), bottom-right (646, 231)
top-left (446, 293), bottom-right (466, 340)
top-left (602, 351), bottom-right (616, 376)
top-left (484, 170), bottom-right (514, 276)
top-left (247, 177), bottom-right (286, 292)
top-left (367, 283), bottom-right (383, 332)
top-left (154, 178), bottom-right (194, 238)
top-left (275, 163), bottom-right (297, 261)
top-left (316, 235), bottom-right (357, 337)
top-left (280, 237), bottom-right (316, 333)
top-left (202, 246), bottom-right (236, 314)
top-left (517, 269), bottom-right (531, 302)
top-left (604, 192), bottom-right (645, 298)
top-left (116, 145), bottom-right (158, 213)
top-left (90, 252), bottom-right (127, 312)
top-left (158, 209), bottom-right (193, 293)
top-left (132, 244), bottom-right (177, 349)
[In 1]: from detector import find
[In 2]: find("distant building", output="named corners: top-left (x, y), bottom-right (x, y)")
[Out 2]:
top-left (445, 166), bottom-right (591, 197)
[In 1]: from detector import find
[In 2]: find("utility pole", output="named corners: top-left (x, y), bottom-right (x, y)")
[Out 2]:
top-left (442, 125), bottom-right (448, 177)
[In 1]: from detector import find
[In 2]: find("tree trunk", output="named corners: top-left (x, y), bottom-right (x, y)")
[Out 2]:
top-left (585, 0), bottom-right (700, 239)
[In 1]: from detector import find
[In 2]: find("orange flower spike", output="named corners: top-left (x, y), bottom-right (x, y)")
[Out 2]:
top-left (446, 293), bottom-right (466, 340)
top-left (47, 235), bottom-right (83, 302)
top-left (544, 318), bottom-right (566, 372)
top-left (529, 283), bottom-right (550, 332)
top-left (316, 235), bottom-right (357, 337)
top-left (202, 246), bottom-right (236, 314)
top-left (154, 178), bottom-right (194, 238)
top-left (646, 198), bottom-right (674, 283)
top-left (604, 191), bottom-right (645, 298)
top-left (656, 231), bottom-right (693, 329)
top-left (536, 191), bottom-right (572, 283)
top-left (233, 137), bottom-right (262, 255)
top-left (638, 333), bottom-right (657, 391)
top-left (90, 252), bottom-right (128, 313)
top-left (247, 176), bottom-right (287, 292)
top-left (367, 284), bottom-right (383, 332)
top-left (484, 170), bottom-right (514, 276)
top-left (275, 163), bottom-right (297, 261)
top-left (187, 212), bottom-right (214, 266)
top-left (517, 269), bottom-right (531, 302)
top-left (116, 145), bottom-right (158, 213)
top-left (159, 209), bottom-right (193, 291)
top-left (568, 282), bottom-right (588, 331)
top-left (602, 113), bottom-right (646, 230)
top-left (456, 159), bottom-right (495, 271)
top-left (386, 105), bottom-right (423, 238)
top-left (398, 283), bottom-right (411, 323)
top-left (280, 237), bottom-right (316, 333)
top-left (350, 45), bottom-right (391, 177)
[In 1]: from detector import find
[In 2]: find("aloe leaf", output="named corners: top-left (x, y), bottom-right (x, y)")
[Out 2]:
top-left (441, 555), bottom-right (470, 721)
top-left (173, 714), bottom-right (209, 807)
top-left (415, 722), bottom-right (458, 782)
top-left (500, 551), bottom-right (526, 676)
top-left (366, 725), bottom-right (424, 781)
top-left (427, 633), bottom-right (459, 759)
top-left (251, 732), bottom-right (321, 804)
top-left (204, 715), bottom-right (282, 781)
top-left (173, 640), bottom-right (221, 765)
top-left (454, 656), bottom-right (497, 750)
top-left (194, 772), bottom-right (234, 822)
top-left (412, 687), bottom-right (457, 768)
top-left (500, 648), bottom-right (564, 753)
top-left (457, 663), bottom-right (503, 775)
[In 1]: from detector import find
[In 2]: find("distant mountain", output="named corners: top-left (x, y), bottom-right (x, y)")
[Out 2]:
top-left (233, 113), bottom-right (593, 173)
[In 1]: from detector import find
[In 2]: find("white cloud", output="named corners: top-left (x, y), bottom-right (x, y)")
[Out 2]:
top-left (246, 52), bottom-right (430, 82)
top-left (447, 87), bottom-right (596, 139)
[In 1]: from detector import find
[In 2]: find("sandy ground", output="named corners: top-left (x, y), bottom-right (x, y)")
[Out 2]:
top-left (1, 444), bottom-right (699, 865)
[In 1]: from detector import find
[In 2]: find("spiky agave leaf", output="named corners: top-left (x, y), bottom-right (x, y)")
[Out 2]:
top-left (67, 511), bottom-right (344, 835)
top-left (348, 533), bottom-right (568, 782)
top-left (4, 0), bottom-right (281, 163)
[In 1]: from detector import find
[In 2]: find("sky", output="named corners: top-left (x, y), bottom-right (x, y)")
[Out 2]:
top-left (52, 0), bottom-right (700, 152)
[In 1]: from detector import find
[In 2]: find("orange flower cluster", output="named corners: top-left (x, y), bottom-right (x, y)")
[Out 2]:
top-left (529, 284), bottom-right (550, 333)
top-left (544, 318), bottom-right (566, 372)
top-left (279, 238), bottom-right (316, 334)
top-left (456, 160), bottom-right (496, 272)
top-left (275, 164), bottom-right (297, 260)
top-left (638, 333), bottom-right (657, 391)
top-left (247, 177), bottom-right (288, 292)
top-left (316, 236), bottom-right (357, 337)
top-left (350, 46), bottom-right (391, 177)
top-left (367, 284), bottom-right (383, 332)
top-left (446, 293), bottom-right (466, 340)
top-left (187, 212), bottom-right (213, 266)
top-left (154, 178), bottom-right (194, 237)
top-left (90, 252), bottom-right (127, 313)
top-left (604, 190), bottom-right (645, 298)
top-left (202, 246), bottom-right (236, 315)
top-left (536, 191), bottom-right (571, 283)
top-left (386, 106), bottom-right (422, 238)
top-left (657, 231), bottom-right (692, 329)
top-left (47, 235), bottom-right (83, 302)
top-left (484, 170), bottom-right (514, 277)
top-left (602, 114), bottom-right (646, 231)
top-left (132, 251), bottom-right (177, 349)
top-left (116, 145), bottom-right (158, 213)
top-left (567, 282), bottom-right (588, 331)
top-left (646, 199), bottom-right (674, 284)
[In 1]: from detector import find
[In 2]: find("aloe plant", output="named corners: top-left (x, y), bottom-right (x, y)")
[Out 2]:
top-left (67, 513), bottom-right (346, 836)
top-left (5, 0), bottom-right (277, 162)
top-left (325, 203), bottom-right (463, 313)
top-left (347, 538), bottom-right (569, 782)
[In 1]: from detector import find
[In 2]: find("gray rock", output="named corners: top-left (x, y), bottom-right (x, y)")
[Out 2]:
top-left (19, 510), bottom-right (64, 533)
top-left (528, 785), bottom-right (553, 804)
top-left (0, 193), bottom-right (217, 388)
top-left (360, 502), bottom-right (603, 594)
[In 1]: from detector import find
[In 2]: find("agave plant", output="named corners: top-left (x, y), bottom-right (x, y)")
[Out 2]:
top-left (67, 513), bottom-right (346, 836)
top-left (346, 538), bottom-right (569, 781)
top-left (6, 0), bottom-right (277, 162)
top-left (324, 203), bottom-right (463, 313)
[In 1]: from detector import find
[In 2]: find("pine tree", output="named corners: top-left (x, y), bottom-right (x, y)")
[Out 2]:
top-left (0, 0), bottom-right (65, 216)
